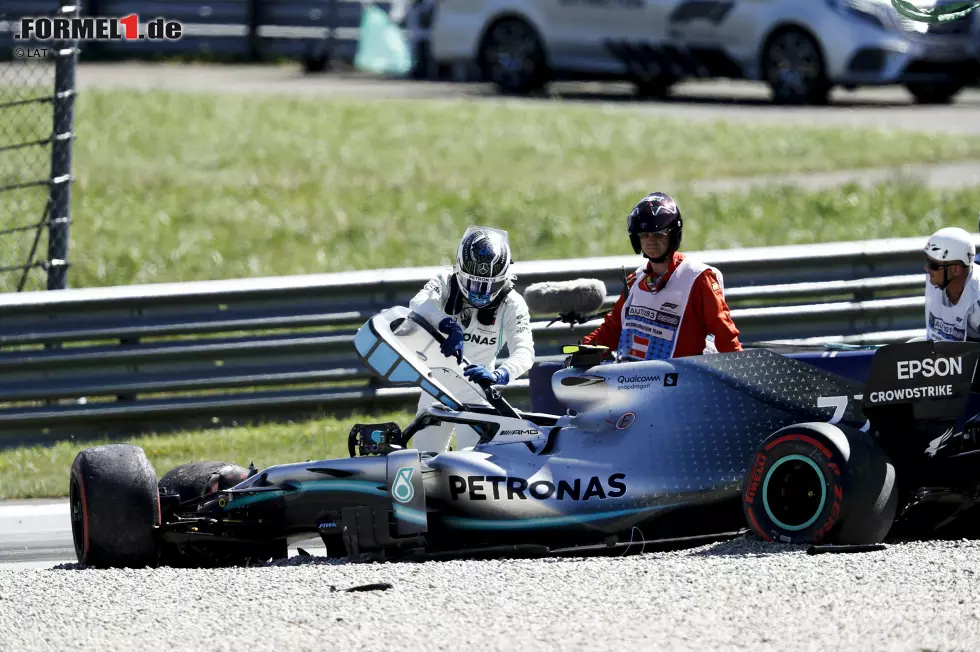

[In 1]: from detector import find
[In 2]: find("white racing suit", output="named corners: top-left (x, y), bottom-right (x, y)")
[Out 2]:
top-left (409, 269), bottom-right (535, 452)
top-left (925, 263), bottom-right (980, 342)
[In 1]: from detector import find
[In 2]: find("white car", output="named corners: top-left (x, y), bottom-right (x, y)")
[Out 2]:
top-left (428, 0), bottom-right (980, 104)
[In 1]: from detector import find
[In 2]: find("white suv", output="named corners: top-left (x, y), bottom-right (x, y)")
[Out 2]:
top-left (428, 0), bottom-right (980, 104)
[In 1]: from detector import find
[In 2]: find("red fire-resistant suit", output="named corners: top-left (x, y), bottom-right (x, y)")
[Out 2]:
top-left (582, 252), bottom-right (742, 359)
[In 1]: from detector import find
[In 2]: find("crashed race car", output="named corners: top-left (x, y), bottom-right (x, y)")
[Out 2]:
top-left (68, 306), bottom-right (980, 568)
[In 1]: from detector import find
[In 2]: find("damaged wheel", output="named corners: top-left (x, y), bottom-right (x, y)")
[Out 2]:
top-left (158, 461), bottom-right (250, 502)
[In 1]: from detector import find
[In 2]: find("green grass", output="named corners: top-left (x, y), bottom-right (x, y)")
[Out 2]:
top-left (4, 89), bottom-right (980, 292)
top-left (0, 409), bottom-right (416, 500)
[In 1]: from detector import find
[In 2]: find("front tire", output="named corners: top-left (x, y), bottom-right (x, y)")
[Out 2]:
top-left (70, 444), bottom-right (161, 568)
top-left (478, 18), bottom-right (548, 96)
top-left (742, 422), bottom-right (898, 545)
top-left (762, 28), bottom-right (830, 105)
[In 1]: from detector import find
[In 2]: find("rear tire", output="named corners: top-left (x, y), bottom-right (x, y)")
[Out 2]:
top-left (742, 422), bottom-right (898, 545)
top-left (70, 444), bottom-right (161, 568)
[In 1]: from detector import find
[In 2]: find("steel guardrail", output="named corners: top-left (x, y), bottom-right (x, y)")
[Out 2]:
top-left (0, 235), bottom-right (960, 442)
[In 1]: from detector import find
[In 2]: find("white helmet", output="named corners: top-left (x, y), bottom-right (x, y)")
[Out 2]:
top-left (454, 225), bottom-right (512, 307)
top-left (924, 227), bottom-right (975, 267)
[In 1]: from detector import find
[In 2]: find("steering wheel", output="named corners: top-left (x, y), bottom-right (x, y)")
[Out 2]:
top-left (406, 312), bottom-right (521, 420)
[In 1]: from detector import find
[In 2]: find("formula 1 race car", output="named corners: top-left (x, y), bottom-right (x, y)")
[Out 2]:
top-left (68, 307), bottom-right (980, 568)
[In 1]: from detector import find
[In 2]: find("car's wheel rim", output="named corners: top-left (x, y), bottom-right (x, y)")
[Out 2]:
top-left (766, 33), bottom-right (821, 99)
top-left (761, 454), bottom-right (827, 532)
top-left (69, 477), bottom-right (86, 559)
top-left (484, 22), bottom-right (539, 88)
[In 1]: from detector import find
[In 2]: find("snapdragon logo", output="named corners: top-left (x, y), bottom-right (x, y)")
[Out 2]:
top-left (891, 0), bottom-right (980, 23)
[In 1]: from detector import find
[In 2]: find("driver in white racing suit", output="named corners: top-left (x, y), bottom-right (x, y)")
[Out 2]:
top-left (924, 226), bottom-right (980, 342)
top-left (408, 225), bottom-right (535, 452)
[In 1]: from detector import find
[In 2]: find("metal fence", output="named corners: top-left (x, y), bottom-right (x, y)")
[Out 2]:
top-left (0, 2), bottom-right (78, 292)
top-left (0, 235), bottom-right (950, 444)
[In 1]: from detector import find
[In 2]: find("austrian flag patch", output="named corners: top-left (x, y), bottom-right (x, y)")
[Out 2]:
top-left (628, 334), bottom-right (650, 359)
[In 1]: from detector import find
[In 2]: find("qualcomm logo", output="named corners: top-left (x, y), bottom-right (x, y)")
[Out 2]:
top-left (892, 0), bottom-right (980, 23)
top-left (392, 466), bottom-right (415, 504)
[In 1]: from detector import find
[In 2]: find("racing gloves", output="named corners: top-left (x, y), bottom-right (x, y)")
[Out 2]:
top-left (464, 365), bottom-right (509, 389)
top-left (438, 317), bottom-right (464, 364)
top-left (435, 317), bottom-right (509, 389)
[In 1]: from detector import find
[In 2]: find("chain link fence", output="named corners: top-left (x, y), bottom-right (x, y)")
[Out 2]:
top-left (0, 2), bottom-right (78, 292)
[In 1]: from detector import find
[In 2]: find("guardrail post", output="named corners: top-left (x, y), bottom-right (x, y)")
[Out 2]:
top-left (81, 0), bottom-right (104, 60)
top-left (46, 3), bottom-right (80, 291)
top-left (247, 0), bottom-right (262, 61)
top-left (118, 334), bottom-right (139, 403)
top-left (326, 0), bottom-right (338, 69)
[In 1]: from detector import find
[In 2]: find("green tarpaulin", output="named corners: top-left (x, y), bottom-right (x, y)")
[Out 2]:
top-left (354, 5), bottom-right (413, 76)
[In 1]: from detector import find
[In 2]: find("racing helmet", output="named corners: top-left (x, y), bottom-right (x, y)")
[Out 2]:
top-left (627, 192), bottom-right (683, 263)
top-left (925, 227), bottom-right (975, 267)
top-left (454, 225), bottom-right (512, 308)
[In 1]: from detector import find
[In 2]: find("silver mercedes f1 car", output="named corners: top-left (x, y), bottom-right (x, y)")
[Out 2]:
top-left (68, 306), bottom-right (980, 568)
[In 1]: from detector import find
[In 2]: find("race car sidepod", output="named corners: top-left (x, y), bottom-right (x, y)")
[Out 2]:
top-left (386, 448), bottom-right (428, 537)
top-left (326, 448), bottom-right (428, 560)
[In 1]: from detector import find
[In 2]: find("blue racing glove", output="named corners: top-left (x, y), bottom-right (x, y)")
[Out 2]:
top-left (464, 365), bottom-right (509, 389)
top-left (438, 317), bottom-right (464, 364)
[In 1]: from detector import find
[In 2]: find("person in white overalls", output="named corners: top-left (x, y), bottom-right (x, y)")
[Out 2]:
top-left (924, 226), bottom-right (980, 342)
top-left (408, 226), bottom-right (535, 453)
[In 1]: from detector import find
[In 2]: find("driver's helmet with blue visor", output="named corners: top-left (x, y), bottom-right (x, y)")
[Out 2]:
top-left (454, 225), bottom-right (512, 308)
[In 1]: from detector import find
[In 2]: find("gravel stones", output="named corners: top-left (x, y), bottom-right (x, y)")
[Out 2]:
top-left (1, 536), bottom-right (978, 652)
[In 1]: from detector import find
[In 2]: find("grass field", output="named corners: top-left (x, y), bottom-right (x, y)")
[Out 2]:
top-left (4, 89), bottom-right (980, 292)
top-left (4, 88), bottom-right (980, 497)
top-left (0, 409), bottom-right (415, 499)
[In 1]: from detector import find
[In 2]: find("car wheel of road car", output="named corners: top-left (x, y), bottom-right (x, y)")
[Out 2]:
top-left (158, 461), bottom-right (250, 502)
top-left (905, 82), bottom-right (964, 105)
top-left (762, 28), bottom-right (830, 106)
top-left (742, 422), bottom-right (898, 545)
top-left (69, 444), bottom-right (161, 569)
top-left (478, 18), bottom-right (548, 96)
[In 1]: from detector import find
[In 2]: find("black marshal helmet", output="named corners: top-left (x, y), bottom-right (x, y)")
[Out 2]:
top-left (626, 192), bottom-right (683, 263)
